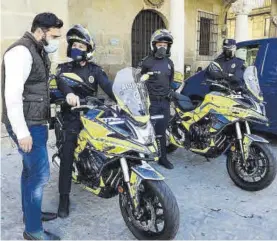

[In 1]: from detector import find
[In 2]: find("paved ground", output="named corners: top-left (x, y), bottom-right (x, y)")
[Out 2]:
top-left (1, 129), bottom-right (277, 240)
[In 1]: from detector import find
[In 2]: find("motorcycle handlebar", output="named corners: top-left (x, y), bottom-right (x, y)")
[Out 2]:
top-left (71, 105), bottom-right (94, 112)
top-left (146, 71), bottom-right (161, 76)
top-left (71, 97), bottom-right (101, 110)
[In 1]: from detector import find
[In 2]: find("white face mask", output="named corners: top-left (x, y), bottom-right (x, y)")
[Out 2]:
top-left (44, 39), bottom-right (59, 53)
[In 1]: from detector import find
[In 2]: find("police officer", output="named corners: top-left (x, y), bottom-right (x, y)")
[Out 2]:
top-left (206, 39), bottom-right (246, 90)
top-left (56, 25), bottom-right (115, 218)
top-left (139, 29), bottom-right (175, 169)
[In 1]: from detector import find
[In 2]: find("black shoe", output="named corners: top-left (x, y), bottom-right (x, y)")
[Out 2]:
top-left (23, 230), bottom-right (60, 240)
top-left (41, 212), bottom-right (57, 222)
top-left (58, 194), bottom-right (70, 218)
top-left (23, 212), bottom-right (57, 223)
top-left (158, 159), bottom-right (174, 169)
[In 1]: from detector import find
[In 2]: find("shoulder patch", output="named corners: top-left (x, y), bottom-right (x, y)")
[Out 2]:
top-left (88, 75), bottom-right (95, 83)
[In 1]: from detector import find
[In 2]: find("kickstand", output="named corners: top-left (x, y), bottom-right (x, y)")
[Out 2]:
top-left (205, 157), bottom-right (211, 162)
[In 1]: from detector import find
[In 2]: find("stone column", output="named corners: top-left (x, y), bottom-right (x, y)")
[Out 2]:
top-left (169, 0), bottom-right (185, 76)
top-left (231, 0), bottom-right (255, 42)
top-left (269, 0), bottom-right (277, 37)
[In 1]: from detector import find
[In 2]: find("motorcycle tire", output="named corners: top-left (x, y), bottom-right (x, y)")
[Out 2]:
top-left (119, 180), bottom-right (180, 240)
top-left (227, 142), bottom-right (277, 191)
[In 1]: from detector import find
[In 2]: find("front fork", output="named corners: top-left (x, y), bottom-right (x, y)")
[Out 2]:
top-left (235, 121), bottom-right (251, 164)
top-left (120, 156), bottom-right (142, 213)
top-left (120, 154), bottom-right (164, 215)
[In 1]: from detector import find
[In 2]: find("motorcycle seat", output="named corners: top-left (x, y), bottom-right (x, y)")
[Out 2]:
top-left (172, 92), bottom-right (195, 111)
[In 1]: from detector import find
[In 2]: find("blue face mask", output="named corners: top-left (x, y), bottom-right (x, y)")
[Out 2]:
top-left (70, 48), bottom-right (86, 61)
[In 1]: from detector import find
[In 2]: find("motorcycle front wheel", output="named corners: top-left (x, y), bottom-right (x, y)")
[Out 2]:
top-left (119, 180), bottom-right (180, 240)
top-left (227, 142), bottom-right (277, 191)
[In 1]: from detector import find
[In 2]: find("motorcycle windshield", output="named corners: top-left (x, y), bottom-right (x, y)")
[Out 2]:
top-left (113, 67), bottom-right (149, 119)
top-left (243, 66), bottom-right (264, 102)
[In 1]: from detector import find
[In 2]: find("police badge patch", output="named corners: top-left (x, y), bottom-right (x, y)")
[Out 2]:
top-left (89, 76), bottom-right (95, 83)
top-left (231, 63), bottom-right (236, 68)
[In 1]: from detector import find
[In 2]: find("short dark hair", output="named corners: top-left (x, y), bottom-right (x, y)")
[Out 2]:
top-left (31, 12), bottom-right (63, 33)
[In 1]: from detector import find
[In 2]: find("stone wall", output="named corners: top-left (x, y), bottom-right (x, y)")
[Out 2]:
top-left (1, 0), bottom-right (70, 118)
top-left (67, 0), bottom-right (224, 77)
top-left (227, 14), bottom-right (271, 39)
top-left (269, 0), bottom-right (277, 37)
top-left (184, 0), bottom-right (224, 71)
top-left (1, 0), bottom-right (225, 100)
top-left (1, 0), bottom-right (225, 77)
top-left (1, 0), bottom-right (69, 70)
top-left (227, 2), bottom-right (273, 39)
top-left (67, 0), bottom-right (171, 79)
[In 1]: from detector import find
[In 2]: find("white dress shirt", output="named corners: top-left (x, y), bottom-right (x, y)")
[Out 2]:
top-left (4, 45), bottom-right (33, 140)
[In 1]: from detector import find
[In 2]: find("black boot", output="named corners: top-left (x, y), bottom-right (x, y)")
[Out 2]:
top-left (58, 194), bottom-right (70, 218)
top-left (23, 212), bottom-right (57, 223)
top-left (157, 136), bottom-right (174, 169)
top-left (158, 158), bottom-right (174, 169)
top-left (41, 212), bottom-right (57, 221)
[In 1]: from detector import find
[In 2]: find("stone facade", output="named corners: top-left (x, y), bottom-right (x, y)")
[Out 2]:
top-left (1, 0), bottom-right (69, 68)
top-left (1, 0), bottom-right (225, 79)
top-left (227, 0), bottom-right (274, 39)
top-left (269, 0), bottom-right (277, 37)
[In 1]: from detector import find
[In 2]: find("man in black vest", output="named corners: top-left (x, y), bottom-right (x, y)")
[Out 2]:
top-left (139, 29), bottom-right (175, 169)
top-left (1, 13), bottom-right (63, 240)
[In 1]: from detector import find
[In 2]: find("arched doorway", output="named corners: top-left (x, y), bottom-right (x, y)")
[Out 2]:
top-left (131, 10), bottom-right (166, 67)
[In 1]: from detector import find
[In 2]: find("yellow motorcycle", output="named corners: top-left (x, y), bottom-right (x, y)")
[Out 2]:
top-left (167, 66), bottom-right (276, 191)
top-left (50, 67), bottom-right (180, 240)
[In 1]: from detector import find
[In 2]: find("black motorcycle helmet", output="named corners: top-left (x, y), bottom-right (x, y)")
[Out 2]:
top-left (222, 38), bottom-right (237, 59)
top-left (150, 29), bottom-right (173, 57)
top-left (66, 24), bottom-right (96, 61)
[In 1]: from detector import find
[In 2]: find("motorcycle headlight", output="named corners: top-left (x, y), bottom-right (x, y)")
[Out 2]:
top-left (255, 103), bottom-right (266, 116)
top-left (130, 120), bottom-right (155, 145)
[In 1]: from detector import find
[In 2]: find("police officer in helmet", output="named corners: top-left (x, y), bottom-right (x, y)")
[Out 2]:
top-left (206, 38), bottom-right (246, 90)
top-left (56, 24), bottom-right (115, 218)
top-left (139, 29), bottom-right (175, 169)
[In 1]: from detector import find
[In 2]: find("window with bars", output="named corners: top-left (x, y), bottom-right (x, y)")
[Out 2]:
top-left (197, 11), bottom-right (218, 60)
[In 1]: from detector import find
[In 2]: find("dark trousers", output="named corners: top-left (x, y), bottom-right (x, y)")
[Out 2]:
top-left (59, 112), bottom-right (81, 195)
top-left (6, 124), bottom-right (49, 233)
top-left (149, 99), bottom-right (170, 161)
